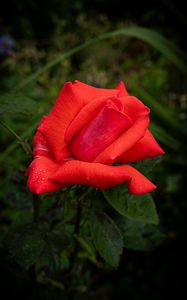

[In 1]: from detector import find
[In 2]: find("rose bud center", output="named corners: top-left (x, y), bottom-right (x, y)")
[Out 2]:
top-left (69, 98), bottom-right (132, 162)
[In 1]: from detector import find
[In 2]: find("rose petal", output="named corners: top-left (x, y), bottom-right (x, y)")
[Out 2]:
top-left (40, 81), bottom-right (119, 161)
top-left (26, 157), bottom-right (63, 194)
top-left (73, 80), bottom-right (120, 101)
top-left (33, 116), bottom-right (53, 158)
top-left (51, 160), bottom-right (131, 189)
top-left (122, 165), bottom-right (156, 194)
top-left (118, 129), bottom-right (165, 163)
top-left (94, 115), bottom-right (150, 165)
top-left (122, 96), bottom-right (150, 121)
top-left (51, 160), bottom-right (156, 194)
top-left (70, 100), bottom-right (132, 162)
top-left (115, 81), bottom-right (129, 97)
top-left (65, 96), bottom-right (115, 142)
top-left (92, 96), bottom-right (150, 165)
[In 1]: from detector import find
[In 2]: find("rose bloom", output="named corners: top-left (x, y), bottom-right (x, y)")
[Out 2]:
top-left (26, 80), bottom-right (164, 194)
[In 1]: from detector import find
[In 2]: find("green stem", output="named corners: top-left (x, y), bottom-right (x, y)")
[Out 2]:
top-left (0, 120), bottom-right (32, 157)
top-left (0, 118), bottom-right (40, 162)
top-left (43, 277), bottom-right (64, 290)
top-left (0, 120), bottom-right (23, 142)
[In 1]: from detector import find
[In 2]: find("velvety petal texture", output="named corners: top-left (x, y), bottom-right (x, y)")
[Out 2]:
top-left (70, 98), bottom-right (132, 162)
top-left (118, 129), bottom-right (165, 163)
top-left (39, 81), bottom-right (119, 161)
top-left (26, 80), bottom-right (165, 195)
top-left (65, 96), bottom-right (117, 142)
top-left (51, 161), bottom-right (156, 194)
top-left (93, 116), bottom-right (150, 165)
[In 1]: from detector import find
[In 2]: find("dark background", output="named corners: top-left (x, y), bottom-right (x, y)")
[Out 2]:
top-left (1, 0), bottom-right (186, 46)
top-left (0, 1), bottom-right (187, 299)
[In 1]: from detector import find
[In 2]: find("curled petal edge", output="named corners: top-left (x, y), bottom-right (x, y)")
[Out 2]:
top-left (50, 160), bottom-right (156, 194)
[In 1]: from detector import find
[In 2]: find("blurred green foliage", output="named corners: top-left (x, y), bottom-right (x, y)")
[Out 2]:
top-left (0, 2), bottom-right (187, 299)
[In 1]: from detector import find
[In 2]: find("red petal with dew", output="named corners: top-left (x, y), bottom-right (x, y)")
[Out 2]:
top-left (26, 157), bottom-right (64, 194)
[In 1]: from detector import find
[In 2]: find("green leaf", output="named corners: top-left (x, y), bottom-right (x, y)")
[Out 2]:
top-left (0, 94), bottom-right (37, 116)
top-left (89, 212), bottom-right (123, 268)
top-left (36, 237), bottom-right (61, 274)
top-left (5, 223), bottom-right (46, 268)
top-left (36, 227), bottom-right (70, 274)
top-left (75, 235), bottom-right (96, 258)
top-left (131, 157), bottom-right (163, 175)
top-left (5, 221), bottom-right (70, 272)
top-left (116, 217), bottom-right (165, 251)
top-left (103, 186), bottom-right (159, 225)
top-left (48, 228), bottom-right (70, 250)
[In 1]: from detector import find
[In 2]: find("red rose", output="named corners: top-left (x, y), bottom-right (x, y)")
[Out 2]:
top-left (26, 80), bottom-right (164, 194)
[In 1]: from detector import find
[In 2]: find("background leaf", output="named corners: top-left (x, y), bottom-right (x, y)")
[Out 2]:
top-left (4, 171), bottom-right (33, 211)
top-left (116, 216), bottom-right (165, 251)
top-left (129, 81), bottom-right (181, 130)
top-left (112, 26), bottom-right (186, 73)
top-left (5, 223), bottom-right (47, 268)
top-left (89, 212), bottom-right (123, 268)
top-left (13, 26), bottom-right (186, 92)
top-left (36, 242), bottom-right (60, 274)
top-left (0, 94), bottom-right (37, 116)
